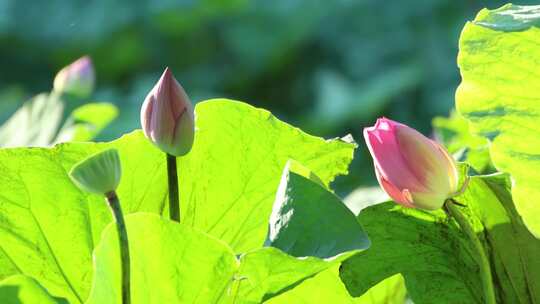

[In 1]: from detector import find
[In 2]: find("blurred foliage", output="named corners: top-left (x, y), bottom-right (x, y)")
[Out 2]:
top-left (56, 102), bottom-right (118, 143)
top-left (432, 111), bottom-right (492, 174)
top-left (0, 91), bottom-right (118, 147)
top-left (0, 0), bottom-right (534, 193)
top-left (0, 93), bottom-right (63, 147)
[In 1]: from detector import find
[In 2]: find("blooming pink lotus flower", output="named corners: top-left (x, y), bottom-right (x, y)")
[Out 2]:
top-left (364, 118), bottom-right (459, 210)
top-left (140, 67), bottom-right (195, 156)
top-left (53, 56), bottom-right (95, 98)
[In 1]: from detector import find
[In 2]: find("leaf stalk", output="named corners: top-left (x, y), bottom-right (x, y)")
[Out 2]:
top-left (166, 153), bottom-right (180, 222)
top-left (445, 199), bottom-right (496, 304)
top-left (106, 191), bottom-right (131, 304)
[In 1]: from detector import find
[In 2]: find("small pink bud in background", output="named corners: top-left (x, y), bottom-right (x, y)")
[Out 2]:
top-left (53, 56), bottom-right (95, 98)
top-left (140, 67), bottom-right (195, 156)
top-left (364, 118), bottom-right (459, 210)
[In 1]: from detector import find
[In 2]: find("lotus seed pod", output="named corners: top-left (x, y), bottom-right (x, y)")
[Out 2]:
top-left (140, 67), bottom-right (195, 156)
top-left (364, 117), bottom-right (459, 210)
top-left (69, 149), bottom-right (122, 195)
top-left (53, 56), bottom-right (95, 98)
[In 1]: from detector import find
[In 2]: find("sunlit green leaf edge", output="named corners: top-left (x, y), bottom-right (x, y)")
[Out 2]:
top-left (456, 3), bottom-right (540, 238)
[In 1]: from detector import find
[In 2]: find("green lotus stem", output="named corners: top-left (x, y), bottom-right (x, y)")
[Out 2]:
top-left (166, 153), bottom-right (180, 222)
top-left (105, 191), bottom-right (131, 304)
top-left (445, 199), bottom-right (496, 304)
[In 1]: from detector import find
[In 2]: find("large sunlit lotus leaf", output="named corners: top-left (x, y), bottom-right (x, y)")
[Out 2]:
top-left (341, 169), bottom-right (540, 303)
top-left (87, 214), bottom-right (363, 303)
top-left (0, 131), bottom-right (166, 303)
top-left (178, 99), bottom-right (355, 253)
top-left (456, 3), bottom-right (540, 238)
top-left (0, 99), bottom-right (354, 302)
top-left (340, 201), bottom-right (477, 303)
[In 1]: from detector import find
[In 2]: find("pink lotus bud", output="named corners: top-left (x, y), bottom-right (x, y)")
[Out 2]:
top-left (53, 56), bottom-right (95, 98)
top-left (364, 118), bottom-right (459, 210)
top-left (140, 67), bottom-right (195, 156)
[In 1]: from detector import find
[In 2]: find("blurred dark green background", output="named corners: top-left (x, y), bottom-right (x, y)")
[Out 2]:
top-left (0, 0), bottom-right (531, 192)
